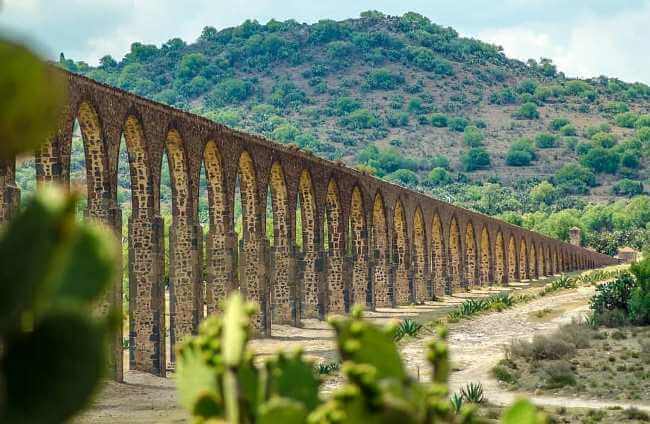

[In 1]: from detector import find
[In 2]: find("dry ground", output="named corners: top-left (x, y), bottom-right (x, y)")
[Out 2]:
top-left (74, 276), bottom-right (649, 423)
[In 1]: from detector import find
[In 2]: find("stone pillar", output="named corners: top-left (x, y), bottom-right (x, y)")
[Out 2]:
top-left (371, 247), bottom-right (391, 307)
top-left (325, 247), bottom-right (345, 315)
top-left (569, 227), bottom-right (581, 247)
top-left (129, 213), bottom-right (166, 376)
top-left (269, 241), bottom-right (293, 324)
top-left (169, 222), bottom-right (200, 354)
top-left (238, 236), bottom-right (269, 334)
top-left (205, 227), bottom-right (235, 315)
top-left (0, 159), bottom-right (20, 225)
top-left (107, 206), bottom-right (124, 382)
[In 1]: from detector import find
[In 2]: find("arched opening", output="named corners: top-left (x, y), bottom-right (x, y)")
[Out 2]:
top-left (413, 207), bottom-right (427, 303)
top-left (448, 217), bottom-right (462, 292)
top-left (165, 130), bottom-right (198, 352)
top-left (393, 200), bottom-right (409, 304)
top-left (519, 238), bottom-right (528, 280)
top-left (349, 186), bottom-right (368, 307)
top-left (479, 226), bottom-right (490, 285)
top-left (431, 214), bottom-right (446, 297)
top-left (508, 236), bottom-right (517, 282)
top-left (465, 222), bottom-right (477, 288)
top-left (122, 115), bottom-right (165, 376)
top-left (528, 242), bottom-right (537, 280)
top-left (495, 231), bottom-right (505, 284)
top-left (298, 170), bottom-right (319, 318)
top-left (236, 151), bottom-right (265, 330)
top-left (203, 141), bottom-right (230, 316)
top-left (325, 179), bottom-right (345, 313)
top-left (69, 119), bottom-right (86, 218)
top-left (372, 193), bottom-right (390, 307)
top-left (268, 162), bottom-right (292, 323)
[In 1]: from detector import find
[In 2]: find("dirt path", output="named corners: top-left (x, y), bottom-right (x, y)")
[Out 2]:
top-left (76, 280), bottom-right (649, 423)
top-left (401, 286), bottom-right (650, 413)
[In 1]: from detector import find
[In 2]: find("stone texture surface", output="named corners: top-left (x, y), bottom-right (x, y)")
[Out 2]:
top-left (0, 70), bottom-right (617, 379)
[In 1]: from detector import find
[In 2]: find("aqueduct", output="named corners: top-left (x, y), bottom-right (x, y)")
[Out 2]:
top-left (0, 71), bottom-right (617, 381)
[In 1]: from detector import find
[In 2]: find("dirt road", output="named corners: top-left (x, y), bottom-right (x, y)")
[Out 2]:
top-left (75, 281), bottom-right (649, 423)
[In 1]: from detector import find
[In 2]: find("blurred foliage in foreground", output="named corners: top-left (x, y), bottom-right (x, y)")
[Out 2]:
top-left (176, 294), bottom-right (547, 423)
top-left (0, 39), bottom-right (119, 423)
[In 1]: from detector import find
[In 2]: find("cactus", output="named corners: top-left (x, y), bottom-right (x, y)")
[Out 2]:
top-left (0, 36), bottom-right (120, 423)
top-left (0, 188), bottom-right (119, 422)
top-left (176, 296), bottom-right (547, 423)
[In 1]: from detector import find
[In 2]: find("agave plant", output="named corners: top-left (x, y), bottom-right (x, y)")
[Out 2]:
top-left (394, 318), bottom-right (423, 341)
top-left (461, 382), bottom-right (486, 404)
top-left (449, 392), bottom-right (464, 414)
top-left (316, 361), bottom-right (340, 375)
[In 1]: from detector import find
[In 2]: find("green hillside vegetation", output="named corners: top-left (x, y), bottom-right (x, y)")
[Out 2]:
top-left (16, 11), bottom-right (649, 255)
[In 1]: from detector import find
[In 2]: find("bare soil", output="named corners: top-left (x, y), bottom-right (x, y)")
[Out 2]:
top-left (74, 278), bottom-right (650, 423)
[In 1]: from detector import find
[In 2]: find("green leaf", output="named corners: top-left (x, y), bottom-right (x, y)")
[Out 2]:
top-left (1, 309), bottom-right (106, 423)
top-left (175, 341), bottom-right (222, 418)
top-left (50, 223), bottom-right (118, 306)
top-left (259, 398), bottom-right (308, 424)
top-left (266, 351), bottom-right (320, 411)
top-left (331, 315), bottom-right (405, 381)
top-left (221, 293), bottom-right (250, 367)
top-left (0, 187), bottom-right (76, 332)
top-left (502, 399), bottom-right (547, 424)
top-left (0, 40), bottom-right (66, 159)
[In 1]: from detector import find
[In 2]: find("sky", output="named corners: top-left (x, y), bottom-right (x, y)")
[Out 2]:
top-left (1, 0), bottom-right (649, 84)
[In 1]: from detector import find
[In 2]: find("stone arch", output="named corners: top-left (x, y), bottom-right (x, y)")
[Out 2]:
top-left (508, 235), bottom-right (517, 282)
top-left (236, 151), bottom-right (265, 329)
top-left (203, 141), bottom-right (230, 316)
top-left (372, 192), bottom-right (390, 307)
top-left (465, 222), bottom-right (477, 288)
top-left (393, 200), bottom-right (410, 304)
top-left (325, 179), bottom-right (345, 313)
top-left (412, 207), bottom-right (427, 303)
top-left (121, 115), bottom-right (164, 375)
top-left (431, 213), bottom-right (446, 297)
top-left (528, 242), bottom-right (537, 280)
top-left (448, 217), bottom-right (462, 292)
top-left (298, 169), bottom-right (320, 318)
top-left (165, 129), bottom-right (198, 348)
top-left (479, 226), bottom-right (491, 285)
top-left (349, 186), bottom-right (368, 307)
top-left (494, 231), bottom-right (505, 284)
top-left (75, 101), bottom-right (110, 218)
top-left (519, 238), bottom-right (528, 280)
top-left (268, 161), bottom-right (291, 323)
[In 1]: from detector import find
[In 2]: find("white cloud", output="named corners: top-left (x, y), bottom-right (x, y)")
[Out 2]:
top-left (478, 3), bottom-right (650, 84)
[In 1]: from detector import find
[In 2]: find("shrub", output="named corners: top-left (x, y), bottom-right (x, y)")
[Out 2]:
top-left (513, 102), bottom-right (539, 119)
top-left (550, 117), bottom-right (571, 131)
top-left (461, 147), bottom-right (491, 171)
top-left (333, 96), bottom-right (361, 115)
top-left (541, 360), bottom-right (576, 388)
top-left (363, 68), bottom-right (404, 90)
top-left (339, 109), bottom-right (380, 129)
top-left (489, 87), bottom-right (518, 105)
top-left (386, 111), bottom-right (409, 127)
top-left (493, 365), bottom-right (517, 384)
top-left (506, 150), bottom-right (533, 166)
top-left (506, 138), bottom-right (536, 166)
top-left (554, 164), bottom-right (597, 193)
top-left (614, 111), bottom-right (639, 128)
top-left (517, 79), bottom-right (538, 94)
top-left (430, 113), bottom-right (448, 127)
top-left (581, 147), bottom-right (620, 174)
top-left (613, 179), bottom-right (643, 197)
top-left (426, 167), bottom-right (452, 186)
top-left (590, 272), bottom-right (636, 318)
top-left (534, 133), bottom-right (557, 148)
top-left (629, 258), bottom-right (650, 324)
top-left (204, 78), bottom-right (252, 107)
top-left (448, 116), bottom-right (469, 132)
top-left (555, 320), bottom-right (591, 349)
top-left (634, 114), bottom-right (650, 128)
top-left (510, 335), bottom-right (575, 361)
top-left (559, 124), bottom-right (577, 136)
top-left (591, 131), bottom-right (617, 148)
top-left (463, 125), bottom-right (484, 146)
top-left (620, 152), bottom-right (640, 169)
top-left (636, 126), bottom-right (650, 142)
top-left (385, 169), bottom-right (418, 187)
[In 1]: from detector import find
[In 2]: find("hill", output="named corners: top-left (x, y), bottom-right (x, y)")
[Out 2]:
top-left (21, 11), bottom-right (649, 254)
